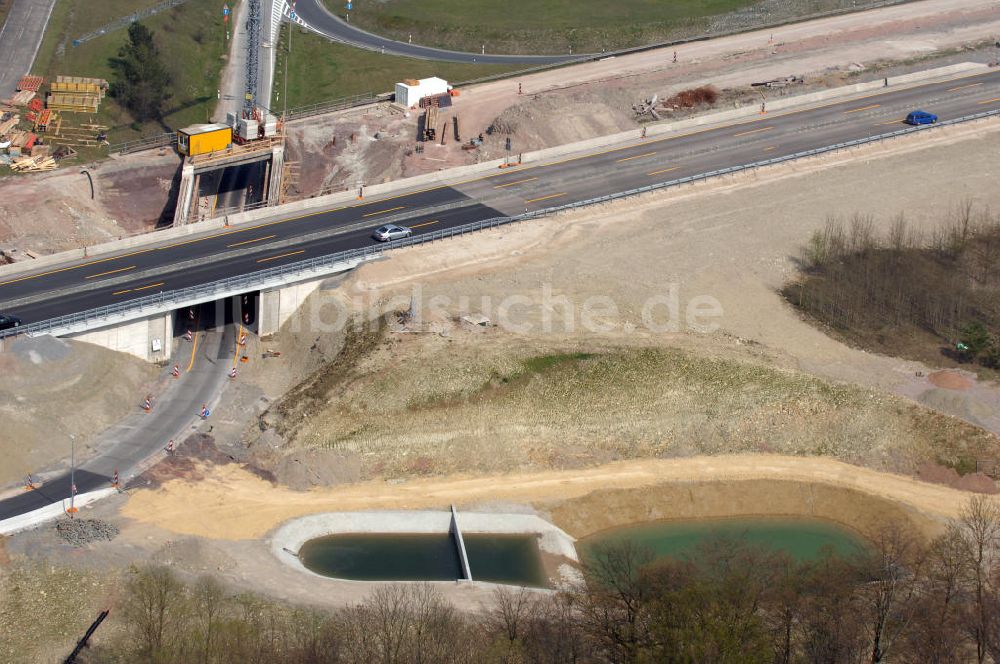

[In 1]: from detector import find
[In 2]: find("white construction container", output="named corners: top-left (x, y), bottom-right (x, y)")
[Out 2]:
top-left (394, 76), bottom-right (449, 108)
top-left (238, 117), bottom-right (259, 141)
top-left (263, 114), bottom-right (278, 137)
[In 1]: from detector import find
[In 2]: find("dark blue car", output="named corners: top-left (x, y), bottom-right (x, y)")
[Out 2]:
top-left (904, 110), bottom-right (938, 126)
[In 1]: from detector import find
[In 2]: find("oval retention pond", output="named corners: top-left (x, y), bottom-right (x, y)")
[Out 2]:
top-left (580, 517), bottom-right (868, 563)
top-left (298, 533), bottom-right (547, 586)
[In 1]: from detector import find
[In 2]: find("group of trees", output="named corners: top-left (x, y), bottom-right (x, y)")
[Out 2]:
top-left (78, 497), bottom-right (1000, 663)
top-left (784, 203), bottom-right (1000, 369)
top-left (108, 23), bottom-right (172, 124)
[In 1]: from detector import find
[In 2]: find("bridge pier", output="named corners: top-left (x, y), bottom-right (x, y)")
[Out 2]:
top-left (258, 278), bottom-right (325, 337)
top-left (172, 163), bottom-right (196, 226)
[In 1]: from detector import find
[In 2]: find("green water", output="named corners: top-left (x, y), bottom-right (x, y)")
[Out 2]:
top-left (580, 517), bottom-right (868, 562)
top-left (464, 534), bottom-right (547, 587)
top-left (299, 534), bottom-right (462, 581)
top-left (297, 533), bottom-right (547, 586)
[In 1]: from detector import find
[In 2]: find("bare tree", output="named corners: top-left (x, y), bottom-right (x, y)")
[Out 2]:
top-left (484, 587), bottom-right (537, 662)
top-left (123, 564), bottom-right (185, 660)
top-left (856, 523), bottom-right (925, 663)
top-left (577, 540), bottom-right (655, 663)
top-left (957, 496), bottom-right (1000, 664)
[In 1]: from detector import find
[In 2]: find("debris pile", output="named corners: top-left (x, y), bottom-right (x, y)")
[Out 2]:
top-left (663, 85), bottom-right (719, 109)
top-left (55, 518), bottom-right (120, 547)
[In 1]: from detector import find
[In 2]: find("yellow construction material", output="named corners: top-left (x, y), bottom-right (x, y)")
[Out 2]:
top-left (46, 93), bottom-right (100, 113)
top-left (177, 123), bottom-right (232, 156)
top-left (52, 76), bottom-right (107, 98)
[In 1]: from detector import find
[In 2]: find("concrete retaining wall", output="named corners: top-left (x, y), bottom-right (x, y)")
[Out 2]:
top-left (0, 62), bottom-right (987, 283)
top-left (270, 510), bottom-right (579, 584)
top-left (68, 311), bottom-right (172, 362)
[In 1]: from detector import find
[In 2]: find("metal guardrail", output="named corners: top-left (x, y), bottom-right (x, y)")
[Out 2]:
top-left (283, 92), bottom-right (385, 121)
top-left (110, 132), bottom-right (177, 156)
top-left (72, 0), bottom-right (193, 46)
top-left (3, 108), bottom-right (998, 340)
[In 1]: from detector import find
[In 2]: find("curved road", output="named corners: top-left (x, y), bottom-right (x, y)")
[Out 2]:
top-left (294, 0), bottom-right (580, 64)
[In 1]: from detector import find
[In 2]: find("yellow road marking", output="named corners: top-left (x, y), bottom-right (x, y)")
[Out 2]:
top-left (733, 126), bottom-right (774, 137)
top-left (948, 82), bottom-right (983, 92)
top-left (977, 97), bottom-right (1000, 105)
top-left (493, 177), bottom-right (538, 188)
top-left (410, 220), bottom-right (439, 229)
top-left (112, 288), bottom-right (132, 296)
top-left (615, 151), bottom-right (657, 163)
top-left (647, 166), bottom-right (680, 176)
top-left (233, 325), bottom-right (244, 367)
top-left (525, 192), bottom-right (567, 204)
top-left (227, 234), bottom-right (276, 248)
top-left (187, 329), bottom-right (200, 372)
top-left (843, 103), bottom-right (880, 114)
top-left (134, 282), bottom-right (164, 291)
top-left (85, 265), bottom-right (136, 280)
top-left (763, 146), bottom-right (777, 152)
top-left (876, 119), bottom-right (904, 125)
top-left (362, 206), bottom-right (405, 218)
top-left (257, 250), bottom-right (305, 263)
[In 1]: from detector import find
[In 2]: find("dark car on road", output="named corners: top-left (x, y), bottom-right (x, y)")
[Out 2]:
top-left (0, 313), bottom-right (22, 331)
top-left (372, 224), bottom-right (413, 242)
top-left (904, 110), bottom-right (938, 126)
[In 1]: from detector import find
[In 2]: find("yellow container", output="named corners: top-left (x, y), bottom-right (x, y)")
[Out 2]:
top-left (177, 123), bottom-right (232, 156)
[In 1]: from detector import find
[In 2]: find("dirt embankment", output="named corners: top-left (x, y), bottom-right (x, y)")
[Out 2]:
top-left (119, 455), bottom-right (970, 541)
top-left (0, 336), bottom-right (157, 488)
top-left (0, 151), bottom-right (180, 257)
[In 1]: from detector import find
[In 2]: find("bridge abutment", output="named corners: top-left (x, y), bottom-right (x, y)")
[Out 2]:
top-left (68, 311), bottom-right (173, 363)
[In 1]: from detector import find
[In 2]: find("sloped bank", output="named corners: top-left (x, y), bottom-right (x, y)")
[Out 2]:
top-left (542, 477), bottom-right (946, 543)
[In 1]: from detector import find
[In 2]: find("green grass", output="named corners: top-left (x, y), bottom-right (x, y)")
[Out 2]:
top-left (30, 0), bottom-right (228, 149)
top-left (0, 0), bottom-right (15, 34)
top-left (521, 352), bottom-right (595, 375)
top-left (271, 24), bottom-right (522, 110)
top-left (326, 0), bottom-right (758, 54)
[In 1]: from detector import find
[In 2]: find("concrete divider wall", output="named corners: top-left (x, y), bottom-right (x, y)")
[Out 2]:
top-left (450, 505), bottom-right (473, 582)
top-left (0, 62), bottom-right (986, 283)
top-left (0, 488), bottom-right (117, 536)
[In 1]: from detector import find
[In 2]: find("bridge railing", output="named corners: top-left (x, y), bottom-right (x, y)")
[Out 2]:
top-left (109, 132), bottom-right (177, 156)
top-left (3, 107), bottom-right (998, 340)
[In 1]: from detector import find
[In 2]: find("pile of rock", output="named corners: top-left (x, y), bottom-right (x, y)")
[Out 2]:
top-left (55, 518), bottom-right (119, 547)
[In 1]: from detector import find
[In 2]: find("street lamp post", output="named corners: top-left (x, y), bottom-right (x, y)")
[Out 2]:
top-left (67, 434), bottom-right (78, 516)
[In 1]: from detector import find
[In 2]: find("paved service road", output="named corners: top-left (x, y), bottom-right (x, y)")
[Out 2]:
top-left (3, 70), bottom-right (1000, 327)
top-left (293, 0), bottom-right (577, 64)
top-left (0, 318), bottom-right (233, 521)
top-left (0, 0), bottom-right (57, 97)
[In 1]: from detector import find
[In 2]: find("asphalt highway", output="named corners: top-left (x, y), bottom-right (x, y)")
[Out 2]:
top-left (0, 0), bottom-right (57, 97)
top-left (293, 0), bottom-right (577, 64)
top-left (3, 69), bottom-right (1000, 326)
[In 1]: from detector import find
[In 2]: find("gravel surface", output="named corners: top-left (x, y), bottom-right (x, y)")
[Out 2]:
top-left (55, 518), bottom-right (120, 547)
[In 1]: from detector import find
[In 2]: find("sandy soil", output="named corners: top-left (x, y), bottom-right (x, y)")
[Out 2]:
top-left (120, 455), bottom-right (972, 541)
